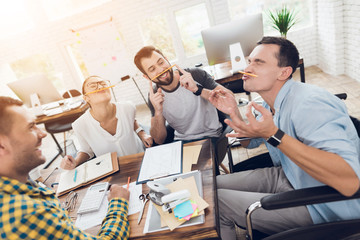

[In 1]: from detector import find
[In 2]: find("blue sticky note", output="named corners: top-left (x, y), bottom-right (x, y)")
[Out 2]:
top-left (174, 200), bottom-right (195, 219)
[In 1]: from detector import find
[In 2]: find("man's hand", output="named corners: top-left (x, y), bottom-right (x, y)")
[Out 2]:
top-left (149, 81), bottom-right (164, 115)
top-left (108, 184), bottom-right (130, 201)
top-left (209, 89), bottom-right (238, 116)
top-left (139, 131), bottom-right (153, 148)
top-left (225, 102), bottom-right (277, 139)
top-left (60, 155), bottom-right (77, 170)
top-left (176, 65), bottom-right (198, 93)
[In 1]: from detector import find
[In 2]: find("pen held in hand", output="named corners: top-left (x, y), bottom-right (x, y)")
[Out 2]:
top-left (238, 71), bottom-right (258, 77)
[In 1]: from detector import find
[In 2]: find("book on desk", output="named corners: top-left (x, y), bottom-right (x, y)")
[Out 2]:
top-left (57, 152), bottom-right (119, 196)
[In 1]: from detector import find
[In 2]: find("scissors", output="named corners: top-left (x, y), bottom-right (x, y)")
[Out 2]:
top-left (138, 193), bottom-right (150, 224)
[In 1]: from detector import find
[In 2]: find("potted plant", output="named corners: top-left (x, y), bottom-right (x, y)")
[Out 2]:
top-left (268, 6), bottom-right (298, 38)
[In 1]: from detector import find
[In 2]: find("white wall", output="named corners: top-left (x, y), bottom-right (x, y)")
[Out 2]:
top-left (0, 0), bottom-right (358, 105)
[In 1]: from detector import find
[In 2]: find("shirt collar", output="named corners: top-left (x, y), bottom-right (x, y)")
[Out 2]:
top-left (0, 176), bottom-right (54, 196)
top-left (273, 78), bottom-right (295, 114)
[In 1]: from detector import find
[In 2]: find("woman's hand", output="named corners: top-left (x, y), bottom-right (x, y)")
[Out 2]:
top-left (139, 131), bottom-right (153, 148)
top-left (60, 155), bottom-right (77, 170)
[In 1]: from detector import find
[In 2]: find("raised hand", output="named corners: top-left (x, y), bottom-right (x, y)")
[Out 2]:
top-left (209, 89), bottom-right (238, 116)
top-left (148, 81), bottom-right (164, 115)
top-left (225, 102), bottom-right (277, 139)
top-left (176, 64), bottom-right (198, 93)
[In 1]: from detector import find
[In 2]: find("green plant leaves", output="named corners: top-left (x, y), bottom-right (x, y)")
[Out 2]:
top-left (268, 6), bottom-right (298, 38)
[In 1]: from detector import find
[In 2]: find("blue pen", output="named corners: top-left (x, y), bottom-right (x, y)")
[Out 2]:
top-left (73, 169), bottom-right (78, 182)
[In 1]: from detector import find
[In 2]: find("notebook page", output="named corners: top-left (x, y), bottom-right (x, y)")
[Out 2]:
top-left (84, 153), bottom-right (113, 182)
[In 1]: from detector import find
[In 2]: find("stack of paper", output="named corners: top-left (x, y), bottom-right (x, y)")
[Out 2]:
top-left (143, 171), bottom-right (208, 233)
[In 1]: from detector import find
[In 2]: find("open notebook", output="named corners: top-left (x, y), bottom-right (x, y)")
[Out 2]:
top-left (57, 152), bottom-right (119, 196)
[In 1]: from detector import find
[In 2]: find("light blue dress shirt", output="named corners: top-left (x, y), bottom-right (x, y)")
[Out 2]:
top-left (247, 79), bottom-right (360, 224)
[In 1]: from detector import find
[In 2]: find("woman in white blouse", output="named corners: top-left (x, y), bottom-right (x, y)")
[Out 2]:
top-left (60, 76), bottom-right (153, 170)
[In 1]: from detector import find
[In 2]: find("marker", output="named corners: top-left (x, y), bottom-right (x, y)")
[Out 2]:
top-left (73, 169), bottom-right (78, 182)
top-left (238, 71), bottom-right (258, 77)
top-left (84, 85), bottom-right (116, 95)
top-left (151, 65), bottom-right (176, 81)
top-left (127, 176), bottom-right (130, 191)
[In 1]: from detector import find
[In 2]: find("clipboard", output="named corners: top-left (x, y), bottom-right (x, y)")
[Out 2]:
top-left (57, 152), bottom-right (119, 196)
top-left (137, 141), bottom-right (183, 184)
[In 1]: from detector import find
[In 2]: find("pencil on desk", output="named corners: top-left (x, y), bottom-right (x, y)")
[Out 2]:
top-left (151, 65), bottom-right (176, 80)
top-left (238, 71), bottom-right (258, 77)
top-left (127, 176), bottom-right (130, 191)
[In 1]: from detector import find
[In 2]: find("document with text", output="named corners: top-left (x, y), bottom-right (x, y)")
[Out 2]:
top-left (137, 141), bottom-right (183, 184)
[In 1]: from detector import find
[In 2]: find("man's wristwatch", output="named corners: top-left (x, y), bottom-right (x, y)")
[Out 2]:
top-left (193, 84), bottom-right (203, 96)
top-left (266, 129), bottom-right (285, 147)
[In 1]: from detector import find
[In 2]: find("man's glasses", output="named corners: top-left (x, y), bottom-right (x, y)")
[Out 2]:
top-left (86, 80), bottom-right (111, 91)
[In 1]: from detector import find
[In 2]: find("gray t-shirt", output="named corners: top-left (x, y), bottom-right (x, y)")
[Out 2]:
top-left (149, 68), bottom-right (222, 141)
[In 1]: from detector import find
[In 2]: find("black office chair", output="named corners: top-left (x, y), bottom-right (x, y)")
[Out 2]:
top-left (43, 89), bottom-right (82, 168)
top-left (246, 186), bottom-right (360, 240)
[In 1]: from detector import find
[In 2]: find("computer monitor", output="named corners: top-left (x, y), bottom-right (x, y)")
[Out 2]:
top-left (201, 13), bottom-right (264, 65)
top-left (7, 74), bottom-right (63, 107)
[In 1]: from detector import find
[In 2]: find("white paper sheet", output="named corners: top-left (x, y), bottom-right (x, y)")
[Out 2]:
top-left (137, 141), bottom-right (182, 183)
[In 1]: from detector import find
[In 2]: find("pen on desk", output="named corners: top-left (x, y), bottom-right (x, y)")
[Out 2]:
top-left (73, 169), bottom-right (78, 182)
top-left (127, 176), bottom-right (130, 191)
top-left (238, 71), bottom-right (258, 77)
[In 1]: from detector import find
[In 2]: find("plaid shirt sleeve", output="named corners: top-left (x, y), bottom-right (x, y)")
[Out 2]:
top-left (0, 179), bottom-right (130, 240)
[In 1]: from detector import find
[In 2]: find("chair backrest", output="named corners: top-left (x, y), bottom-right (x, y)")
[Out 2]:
top-left (63, 89), bottom-right (81, 99)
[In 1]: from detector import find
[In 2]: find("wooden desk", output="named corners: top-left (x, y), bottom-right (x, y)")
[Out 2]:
top-left (41, 139), bottom-right (220, 239)
top-left (35, 103), bottom-right (89, 125)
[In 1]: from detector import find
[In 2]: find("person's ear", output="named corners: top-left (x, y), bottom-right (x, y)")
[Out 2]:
top-left (0, 135), bottom-right (10, 156)
top-left (278, 66), bottom-right (293, 81)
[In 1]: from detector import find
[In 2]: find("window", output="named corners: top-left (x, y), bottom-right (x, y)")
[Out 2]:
top-left (140, 14), bottom-right (176, 61)
top-left (41, 0), bottom-right (111, 21)
top-left (0, 0), bottom-right (34, 39)
top-left (10, 54), bottom-right (64, 92)
top-left (175, 3), bottom-right (210, 57)
top-left (139, 2), bottom-right (211, 62)
top-left (227, 0), bottom-right (312, 35)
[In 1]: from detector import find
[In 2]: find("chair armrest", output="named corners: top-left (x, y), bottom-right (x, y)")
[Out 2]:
top-left (261, 186), bottom-right (360, 210)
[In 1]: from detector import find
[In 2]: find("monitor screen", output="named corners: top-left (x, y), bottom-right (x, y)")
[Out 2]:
top-left (7, 74), bottom-right (63, 107)
top-left (201, 13), bottom-right (264, 65)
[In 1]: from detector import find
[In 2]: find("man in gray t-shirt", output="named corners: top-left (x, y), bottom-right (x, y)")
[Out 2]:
top-left (134, 46), bottom-right (228, 144)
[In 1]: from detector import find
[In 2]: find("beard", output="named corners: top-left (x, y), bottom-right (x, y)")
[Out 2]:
top-left (155, 68), bottom-right (174, 86)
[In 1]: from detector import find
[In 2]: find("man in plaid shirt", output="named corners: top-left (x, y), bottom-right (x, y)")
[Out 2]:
top-left (0, 96), bottom-right (130, 240)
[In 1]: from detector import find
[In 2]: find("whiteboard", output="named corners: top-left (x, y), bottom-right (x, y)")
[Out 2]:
top-left (72, 21), bottom-right (133, 83)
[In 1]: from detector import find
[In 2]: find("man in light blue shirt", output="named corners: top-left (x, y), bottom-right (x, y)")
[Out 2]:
top-left (209, 36), bottom-right (360, 239)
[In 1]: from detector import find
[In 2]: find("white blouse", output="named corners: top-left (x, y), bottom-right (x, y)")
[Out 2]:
top-left (72, 101), bottom-right (144, 159)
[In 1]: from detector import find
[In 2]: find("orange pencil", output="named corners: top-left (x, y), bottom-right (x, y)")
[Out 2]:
top-left (238, 71), bottom-right (258, 77)
top-left (151, 64), bottom-right (176, 80)
top-left (84, 85), bottom-right (115, 95)
top-left (126, 176), bottom-right (130, 191)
